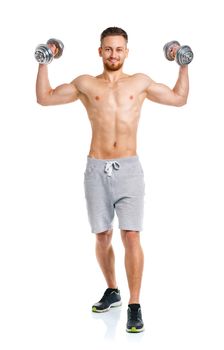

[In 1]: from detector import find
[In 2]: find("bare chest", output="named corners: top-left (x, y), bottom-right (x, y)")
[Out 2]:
top-left (80, 81), bottom-right (144, 111)
top-left (94, 89), bottom-right (137, 109)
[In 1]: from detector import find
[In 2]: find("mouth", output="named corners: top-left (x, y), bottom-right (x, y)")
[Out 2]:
top-left (109, 59), bottom-right (118, 63)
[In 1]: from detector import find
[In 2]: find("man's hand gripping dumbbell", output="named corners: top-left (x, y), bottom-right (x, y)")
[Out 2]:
top-left (35, 38), bottom-right (64, 64)
top-left (163, 40), bottom-right (193, 65)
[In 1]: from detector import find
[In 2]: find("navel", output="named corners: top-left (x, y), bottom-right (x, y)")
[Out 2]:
top-left (95, 96), bottom-right (100, 101)
top-left (129, 95), bottom-right (134, 100)
top-left (113, 141), bottom-right (117, 147)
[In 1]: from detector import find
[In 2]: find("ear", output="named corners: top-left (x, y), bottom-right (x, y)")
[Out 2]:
top-left (125, 48), bottom-right (129, 58)
top-left (98, 47), bottom-right (102, 57)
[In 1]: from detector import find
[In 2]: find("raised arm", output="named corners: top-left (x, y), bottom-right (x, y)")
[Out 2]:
top-left (36, 64), bottom-right (79, 106)
top-left (146, 66), bottom-right (189, 107)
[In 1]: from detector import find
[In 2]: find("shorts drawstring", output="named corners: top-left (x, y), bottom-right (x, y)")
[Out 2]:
top-left (104, 161), bottom-right (120, 177)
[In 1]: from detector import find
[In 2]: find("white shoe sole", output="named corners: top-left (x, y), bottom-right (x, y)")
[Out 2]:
top-left (92, 300), bottom-right (122, 313)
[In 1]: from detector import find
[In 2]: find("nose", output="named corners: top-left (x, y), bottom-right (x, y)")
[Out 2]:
top-left (110, 49), bottom-right (118, 57)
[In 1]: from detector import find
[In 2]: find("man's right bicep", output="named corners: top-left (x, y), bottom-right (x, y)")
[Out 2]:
top-left (37, 83), bottom-right (79, 106)
top-left (49, 83), bottom-right (79, 105)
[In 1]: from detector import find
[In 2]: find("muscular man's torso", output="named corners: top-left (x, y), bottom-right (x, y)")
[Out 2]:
top-left (73, 73), bottom-right (150, 159)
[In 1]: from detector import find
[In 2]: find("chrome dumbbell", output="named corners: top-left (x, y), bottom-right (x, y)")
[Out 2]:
top-left (163, 40), bottom-right (193, 65)
top-left (34, 38), bottom-right (64, 64)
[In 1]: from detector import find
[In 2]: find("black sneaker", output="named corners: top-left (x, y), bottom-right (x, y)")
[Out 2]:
top-left (126, 304), bottom-right (144, 333)
top-left (92, 288), bottom-right (122, 313)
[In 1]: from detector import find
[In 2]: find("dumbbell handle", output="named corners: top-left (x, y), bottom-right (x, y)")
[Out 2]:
top-left (168, 43), bottom-right (180, 60)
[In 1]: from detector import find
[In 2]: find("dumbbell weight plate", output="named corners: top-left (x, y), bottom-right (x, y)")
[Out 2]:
top-left (163, 40), bottom-right (180, 61)
top-left (35, 44), bottom-right (54, 64)
top-left (46, 38), bottom-right (64, 59)
top-left (175, 45), bottom-right (194, 65)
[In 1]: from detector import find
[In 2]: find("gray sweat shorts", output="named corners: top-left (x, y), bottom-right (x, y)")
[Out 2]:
top-left (84, 155), bottom-right (145, 234)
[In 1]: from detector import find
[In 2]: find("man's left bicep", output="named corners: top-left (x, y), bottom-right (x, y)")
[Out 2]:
top-left (146, 82), bottom-right (183, 106)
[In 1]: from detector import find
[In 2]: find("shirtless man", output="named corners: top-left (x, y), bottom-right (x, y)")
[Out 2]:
top-left (36, 27), bottom-right (189, 333)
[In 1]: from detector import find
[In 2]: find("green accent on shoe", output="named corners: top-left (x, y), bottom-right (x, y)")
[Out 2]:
top-left (127, 326), bottom-right (144, 333)
top-left (92, 307), bottom-right (97, 312)
top-left (130, 327), bottom-right (137, 333)
top-left (131, 327), bottom-right (138, 333)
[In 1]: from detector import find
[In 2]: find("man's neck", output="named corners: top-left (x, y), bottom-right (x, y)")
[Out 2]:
top-left (101, 69), bottom-right (127, 83)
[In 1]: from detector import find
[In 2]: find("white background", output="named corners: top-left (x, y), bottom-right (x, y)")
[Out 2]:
top-left (0, 0), bottom-right (224, 349)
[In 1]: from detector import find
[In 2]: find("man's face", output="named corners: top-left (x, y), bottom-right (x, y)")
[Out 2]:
top-left (99, 35), bottom-right (129, 72)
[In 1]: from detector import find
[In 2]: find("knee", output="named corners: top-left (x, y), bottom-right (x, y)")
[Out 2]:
top-left (96, 230), bottom-right (113, 249)
top-left (121, 230), bottom-right (140, 248)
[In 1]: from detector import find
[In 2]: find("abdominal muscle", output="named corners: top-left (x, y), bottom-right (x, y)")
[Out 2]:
top-left (88, 116), bottom-right (138, 159)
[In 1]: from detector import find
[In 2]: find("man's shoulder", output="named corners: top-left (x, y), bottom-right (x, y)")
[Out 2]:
top-left (131, 73), bottom-right (152, 81)
top-left (73, 74), bottom-right (95, 82)
top-left (71, 74), bottom-right (96, 90)
top-left (129, 73), bottom-right (153, 90)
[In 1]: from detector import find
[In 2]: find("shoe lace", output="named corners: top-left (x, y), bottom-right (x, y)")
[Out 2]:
top-left (129, 308), bottom-right (139, 321)
top-left (99, 289), bottom-right (112, 302)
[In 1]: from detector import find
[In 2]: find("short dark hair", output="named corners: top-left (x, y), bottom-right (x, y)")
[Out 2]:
top-left (100, 27), bottom-right (128, 45)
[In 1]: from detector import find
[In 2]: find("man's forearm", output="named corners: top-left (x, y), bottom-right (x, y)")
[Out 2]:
top-left (173, 65), bottom-right (189, 104)
top-left (36, 64), bottom-right (53, 104)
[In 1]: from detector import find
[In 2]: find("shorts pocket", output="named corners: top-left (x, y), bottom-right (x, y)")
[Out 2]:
top-left (84, 164), bottom-right (96, 179)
